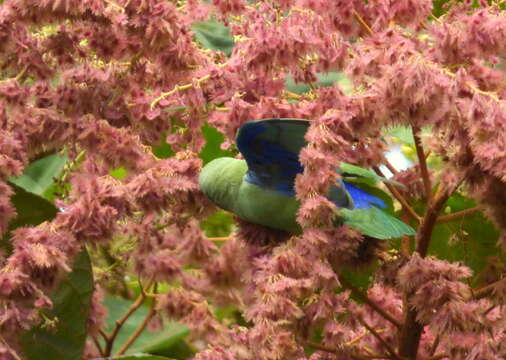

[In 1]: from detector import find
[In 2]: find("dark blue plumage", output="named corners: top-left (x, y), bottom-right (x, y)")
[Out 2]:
top-left (236, 118), bottom-right (385, 210)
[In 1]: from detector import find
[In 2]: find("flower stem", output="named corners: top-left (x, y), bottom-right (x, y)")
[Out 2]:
top-left (103, 281), bottom-right (154, 356)
top-left (340, 276), bottom-right (402, 329)
top-left (357, 317), bottom-right (402, 360)
top-left (352, 9), bottom-right (373, 36)
top-left (437, 207), bottom-right (480, 223)
top-left (115, 284), bottom-right (158, 355)
top-left (373, 166), bottom-right (421, 223)
top-left (412, 126), bottom-right (432, 203)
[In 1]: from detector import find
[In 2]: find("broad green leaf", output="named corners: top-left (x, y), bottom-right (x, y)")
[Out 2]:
top-left (426, 194), bottom-right (502, 285)
top-left (98, 354), bottom-right (175, 360)
top-left (10, 154), bottom-right (67, 198)
top-left (153, 139), bottom-right (175, 159)
top-left (21, 250), bottom-right (94, 360)
top-left (7, 182), bottom-right (94, 360)
top-left (341, 207), bottom-right (416, 240)
top-left (193, 20), bottom-right (234, 56)
top-left (102, 297), bottom-right (190, 356)
top-left (6, 181), bottom-right (59, 232)
top-left (2, 182), bottom-right (59, 255)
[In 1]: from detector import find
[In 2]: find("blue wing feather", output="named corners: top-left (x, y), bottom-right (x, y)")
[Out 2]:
top-left (236, 118), bottom-right (385, 209)
top-left (236, 119), bottom-right (308, 196)
top-left (343, 181), bottom-right (386, 209)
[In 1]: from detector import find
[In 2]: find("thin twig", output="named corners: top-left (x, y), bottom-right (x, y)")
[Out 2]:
top-left (116, 283), bottom-right (158, 355)
top-left (103, 280), bottom-right (154, 356)
top-left (303, 340), bottom-right (388, 360)
top-left (352, 9), bottom-right (374, 36)
top-left (357, 317), bottom-right (402, 360)
top-left (373, 166), bottom-right (421, 223)
top-left (91, 335), bottom-right (105, 357)
top-left (347, 329), bottom-right (386, 347)
top-left (340, 277), bottom-right (402, 329)
top-left (437, 207), bottom-right (480, 223)
top-left (208, 236), bottom-right (230, 242)
top-left (150, 74), bottom-right (211, 109)
top-left (412, 126), bottom-right (432, 203)
top-left (429, 353), bottom-right (449, 360)
top-left (473, 277), bottom-right (506, 300)
top-left (429, 334), bottom-right (440, 356)
top-left (383, 158), bottom-right (399, 176)
top-left (15, 65), bottom-right (29, 82)
top-left (0, 335), bottom-right (22, 360)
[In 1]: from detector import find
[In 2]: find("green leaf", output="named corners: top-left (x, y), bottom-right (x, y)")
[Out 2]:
top-left (98, 354), bottom-right (176, 360)
top-left (201, 210), bottom-right (234, 238)
top-left (200, 124), bottom-right (235, 165)
top-left (340, 162), bottom-right (403, 187)
top-left (426, 194), bottom-right (503, 285)
top-left (285, 72), bottom-right (353, 95)
top-left (6, 181), bottom-right (94, 360)
top-left (383, 125), bottom-right (415, 145)
top-left (9, 154), bottom-right (67, 198)
top-left (20, 250), bottom-right (94, 360)
top-left (341, 207), bottom-right (416, 240)
top-left (110, 167), bottom-right (127, 179)
top-left (6, 181), bottom-right (59, 232)
top-left (193, 20), bottom-right (234, 56)
top-left (102, 297), bottom-right (190, 356)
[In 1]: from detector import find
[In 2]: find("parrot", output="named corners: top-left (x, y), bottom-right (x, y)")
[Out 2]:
top-left (199, 118), bottom-right (415, 239)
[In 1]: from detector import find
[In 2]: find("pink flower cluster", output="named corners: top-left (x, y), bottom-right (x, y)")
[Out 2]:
top-left (0, 0), bottom-right (504, 359)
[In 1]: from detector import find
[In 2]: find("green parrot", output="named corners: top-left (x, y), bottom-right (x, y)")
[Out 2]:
top-left (199, 118), bottom-right (415, 239)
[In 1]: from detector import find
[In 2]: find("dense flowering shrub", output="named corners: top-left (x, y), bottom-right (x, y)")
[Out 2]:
top-left (0, 0), bottom-right (504, 359)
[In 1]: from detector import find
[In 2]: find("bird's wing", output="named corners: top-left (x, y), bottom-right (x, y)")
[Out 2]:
top-left (340, 207), bottom-right (416, 239)
top-left (235, 118), bottom-right (311, 197)
top-left (235, 118), bottom-right (383, 209)
top-left (235, 118), bottom-right (416, 238)
top-left (342, 181), bottom-right (386, 209)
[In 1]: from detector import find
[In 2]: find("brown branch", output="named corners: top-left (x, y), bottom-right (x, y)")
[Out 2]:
top-left (116, 284), bottom-right (158, 355)
top-left (303, 340), bottom-right (390, 360)
top-left (415, 187), bottom-right (454, 258)
top-left (473, 277), bottom-right (506, 300)
top-left (412, 126), bottom-right (432, 203)
top-left (400, 210), bottom-right (412, 256)
top-left (398, 176), bottom-right (466, 359)
top-left (340, 277), bottom-right (402, 329)
top-left (437, 207), bottom-right (480, 223)
top-left (373, 166), bottom-right (421, 223)
top-left (357, 317), bottom-right (402, 360)
top-left (103, 281), bottom-right (153, 356)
